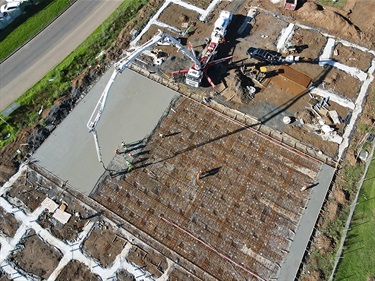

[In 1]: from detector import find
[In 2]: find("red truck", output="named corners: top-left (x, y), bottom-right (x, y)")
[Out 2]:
top-left (284, 0), bottom-right (297, 10)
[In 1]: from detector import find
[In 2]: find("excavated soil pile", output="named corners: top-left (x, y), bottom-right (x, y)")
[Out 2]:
top-left (296, 2), bottom-right (361, 42)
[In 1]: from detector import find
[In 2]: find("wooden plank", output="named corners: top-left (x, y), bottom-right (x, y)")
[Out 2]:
top-left (278, 65), bottom-right (312, 88)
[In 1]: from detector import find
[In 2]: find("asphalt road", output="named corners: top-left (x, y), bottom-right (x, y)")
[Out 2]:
top-left (0, 0), bottom-right (123, 111)
top-left (33, 68), bottom-right (178, 195)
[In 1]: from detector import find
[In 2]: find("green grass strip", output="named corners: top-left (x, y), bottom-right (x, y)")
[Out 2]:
top-left (0, 0), bottom-right (74, 61)
top-left (334, 154), bottom-right (375, 280)
top-left (317, 0), bottom-right (347, 8)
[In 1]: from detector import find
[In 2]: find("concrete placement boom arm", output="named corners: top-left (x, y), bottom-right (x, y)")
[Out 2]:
top-left (87, 30), bottom-right (200, 163)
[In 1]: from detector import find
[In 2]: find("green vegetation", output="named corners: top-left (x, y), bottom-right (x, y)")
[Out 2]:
top-left (301, 118), bottom-right (374, 280)
top-left (0, 0), bottom-right (75, 61)
top-left (0, 0), bottom-right (149, 148)
top-left (303, 158), bottom-right (369, 279)
top-left (318, 0), bottom-right (347, 8)
top-left (307, 183), bottom-right (356, 278)
top-left (334, 155), bottom-right (375, 281)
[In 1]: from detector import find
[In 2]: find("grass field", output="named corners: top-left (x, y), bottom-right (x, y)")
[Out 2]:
top-left (0, 0), bottom-right (74, 61)
top-left (318, 0), bottom-right (347, 8)
top-left (334, 148), bottom-right (375, 281)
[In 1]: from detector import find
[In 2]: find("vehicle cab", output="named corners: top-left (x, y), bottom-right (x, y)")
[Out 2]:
top-left (247, 47), bottom-right (282, 65)
top-left (185, 68), bottom-right (203, 88)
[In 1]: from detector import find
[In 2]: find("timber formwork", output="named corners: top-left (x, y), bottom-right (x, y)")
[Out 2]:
top-left (92, 97), bottom-right (321, 280)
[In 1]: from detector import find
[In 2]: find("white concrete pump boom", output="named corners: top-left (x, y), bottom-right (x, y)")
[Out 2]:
top-left (171, 10), bottom-right (233, 88)
top-left (87, 30), bottom-right (201, 163)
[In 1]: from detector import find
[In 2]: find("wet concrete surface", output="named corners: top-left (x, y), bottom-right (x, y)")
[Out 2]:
top-left (33, 68), bottom-right (179, 195)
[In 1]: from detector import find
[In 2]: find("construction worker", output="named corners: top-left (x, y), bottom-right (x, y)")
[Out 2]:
top-left (121, 141), bottom-right (127, 152)
top-left (126, 160), bottom-right (133, 171)
top-left (197, 170), bottom-right (204, 180)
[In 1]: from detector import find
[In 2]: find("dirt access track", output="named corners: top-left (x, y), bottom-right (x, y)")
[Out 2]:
top-left (0, 0), bottom-right (375, 281)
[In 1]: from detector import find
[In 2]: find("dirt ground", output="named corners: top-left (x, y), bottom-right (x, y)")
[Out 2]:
top-left (168, 266), bottom-right (201, 281)
top-left (126, 246), bottom-right (168, 278)
top-left (293, 28), bottom-right (328, 60)
top-left (82, 223), bottom-right (127, 267)
top-left (0, 126), bottom-right (34, 186)
top-left (115, 269), bottom-right (136, 281)
top-left (5, 168), bottom-right (51, 212)
top-left (2, 167), bottom-right (96, 242)
top-left (322, 68), bottom-right (361, 100)
top-left (249, 0), bottom-right (375, 50)
top-left (334, 43), bottom-right (373, 72)
top-left (158, 4), bottom-right (201, 27)
top-left (223, 4), bottom-right (373, 158)
top-left (183, 0), bottom-right (212, 10)
top-left (55, 260), bottom-right (102, 281)
top-left (0, 206), bottom-right (20, 238)
top-left (9, 229), bottom-right (62, 279)
top-left (237, 11), bottom-right (289, 53)
top-left (316, 234), bottom-right (335, 255)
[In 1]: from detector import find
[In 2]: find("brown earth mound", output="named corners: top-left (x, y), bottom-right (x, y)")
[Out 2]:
top-left (297, 2), bottom-right (361, 42)
top-left (345, 0), bottom-right (375, 49)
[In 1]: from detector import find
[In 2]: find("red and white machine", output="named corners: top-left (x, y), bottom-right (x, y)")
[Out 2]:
top-left (172, 10), bottom-right (233, 88)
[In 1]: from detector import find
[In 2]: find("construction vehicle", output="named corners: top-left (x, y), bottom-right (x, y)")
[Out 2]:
top-left (211, 10), bottom-right (232, 38)
top-left (87, 30), bottom-right (201, 164)
top-left (246, 47), bottom-right (283, 65)
top-left (171, 10), bottom-right (233, 88)
top-left (283, 41), bottom-right (297, 54)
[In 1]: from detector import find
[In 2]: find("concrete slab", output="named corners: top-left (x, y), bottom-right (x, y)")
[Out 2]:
top-left (33, 68), bottom-right (179, 195)
top-left (278, 163), bottom-right (336, 281)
